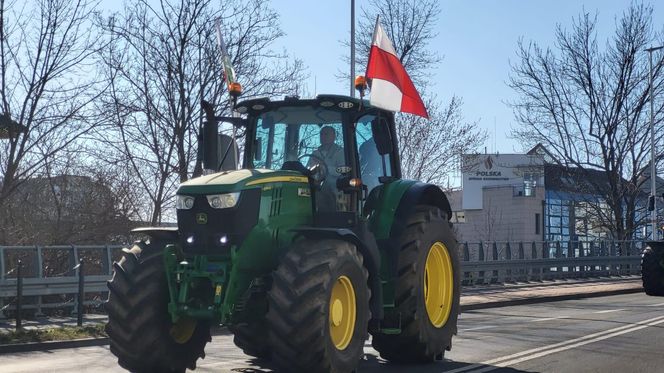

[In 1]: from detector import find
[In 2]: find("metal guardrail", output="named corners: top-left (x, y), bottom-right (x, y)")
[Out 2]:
top-left (0, 241), bottom-right (646, 320)
top-left (460, 241), bottom-right (643, 284)
top-left (0, 245), bottom-right (123, 320)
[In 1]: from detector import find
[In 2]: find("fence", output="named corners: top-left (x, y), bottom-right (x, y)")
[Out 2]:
top-left (461, 240), bottom-right (643, 285)
top-left (0, 241), bottom-right (646, 324)
top-left (0, 245), bottom-right (123, 321)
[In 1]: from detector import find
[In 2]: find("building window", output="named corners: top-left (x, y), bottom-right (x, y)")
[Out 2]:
top-left (523, 172), bottom-right (538, 197)
top-left (452, 211), bottom-right (466, 223)
top-left (535, 213), bottom-right (540, 234)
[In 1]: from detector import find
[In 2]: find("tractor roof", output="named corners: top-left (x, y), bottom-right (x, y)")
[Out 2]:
top-left (235, 94), bottom-right (382, 116)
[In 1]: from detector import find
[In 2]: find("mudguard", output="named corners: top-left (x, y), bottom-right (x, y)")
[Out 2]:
top-left (366, 181), bottom-right (454, 292)
top-left (131, 227), bottom-right (179, 242)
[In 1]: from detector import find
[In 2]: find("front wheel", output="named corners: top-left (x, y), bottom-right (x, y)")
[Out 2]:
top-left (267, 238), bottom-right (370, 373)
top-left (372, 206), bottom-right (461, 363)
top-left (105, 241), bottom-right (211, 373)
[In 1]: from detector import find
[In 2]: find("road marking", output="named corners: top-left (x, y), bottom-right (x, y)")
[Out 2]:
top-left (593, 309), bottom-right (625, 314)
top-left (445, 315), bottom-right (664, 373)
top-left (530, 316), bottom-right (570, 322)
top-left (459, 315), bottom-right (664, 373)
top-left (461, 325), bottom-right (498, 332)
top-left (648, 302), bottom-right (664, 307)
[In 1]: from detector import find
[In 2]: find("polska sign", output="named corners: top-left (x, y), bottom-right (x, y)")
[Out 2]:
top-left (475, 170), bottom-right (502, 177)
top-left (475, 156), bottom-right (502, 176)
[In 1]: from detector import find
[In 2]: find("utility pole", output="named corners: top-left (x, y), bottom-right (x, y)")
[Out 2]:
top-left (646, 45), bottom-right (663, 239)
top-left (350, 0), bottom-right (355, 97)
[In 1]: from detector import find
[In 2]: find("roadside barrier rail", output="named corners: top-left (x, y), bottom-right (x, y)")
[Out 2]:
top-left (460, 240), bottom-right (643, 285)
top-left (0, 245), bottom-right (123, 320)
top-left (0, 241), bottom-right (646, 321)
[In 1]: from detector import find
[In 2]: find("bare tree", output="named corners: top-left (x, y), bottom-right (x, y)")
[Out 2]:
top-left (347, 0), bottom-right (486, 185)
top-left (344, 0), bottom-right (441, 86)
top-left (398, 95), bottom-right (484, 184)
top-left (509, 3), bottom-right (664, 241)
top-left (0, 0), bottom-right (103, 243)
top-left (4, 153), bottom-right (135, 245)
top-left (96, 0), bottom-right (303, 224)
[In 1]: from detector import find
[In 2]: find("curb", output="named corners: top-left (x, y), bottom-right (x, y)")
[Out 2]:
top-left (0, 337), bottom-right (109, 354)
top-left (460, 286), bottom-right (644, 311)
top-left (0, 328), bottom-right (232, 354)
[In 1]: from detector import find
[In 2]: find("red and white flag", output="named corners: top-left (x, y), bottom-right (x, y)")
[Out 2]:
top-left (365, 17), bottom-right (428, 119)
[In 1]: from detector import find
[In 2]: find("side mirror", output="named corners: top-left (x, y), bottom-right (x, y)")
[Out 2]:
top-left (218, 134), bottom-right (239, 171)
top-left (371, 116), bottom-right (393, 155)
top-left (202, 120), bottom-right (219, 171)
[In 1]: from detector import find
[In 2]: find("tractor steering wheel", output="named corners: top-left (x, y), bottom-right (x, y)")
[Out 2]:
top-left (298, 153), bottom-right (329, 184)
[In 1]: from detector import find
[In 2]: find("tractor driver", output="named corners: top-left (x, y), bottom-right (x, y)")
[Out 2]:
top-left (307, 126), bottom-right (345, 211)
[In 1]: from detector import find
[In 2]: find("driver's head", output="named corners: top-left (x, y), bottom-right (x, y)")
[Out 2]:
top-left (320, 126), bottom-right (336, 146)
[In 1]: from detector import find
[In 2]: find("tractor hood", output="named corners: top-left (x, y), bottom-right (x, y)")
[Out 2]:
top-left (177, 169), bottom-right (309, 195)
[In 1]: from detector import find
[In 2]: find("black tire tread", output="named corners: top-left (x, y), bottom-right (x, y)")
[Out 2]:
top-left (105, 241), bottom-right (210, 373)
top-left (642, 246), bottom-right (664, 296)
top-left (267, 239), bottom-right (369, 373)
top-left (229, 323), bottom-right (270, 359)
top-left (372, 205), bottom-right (460, 363)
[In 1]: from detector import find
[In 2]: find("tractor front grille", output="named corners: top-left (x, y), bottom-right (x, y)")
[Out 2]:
top-left (176, 188), bottom-right (261, 255)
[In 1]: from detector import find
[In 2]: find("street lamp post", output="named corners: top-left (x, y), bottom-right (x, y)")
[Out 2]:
top-left (350, 0), bottom-right (355, 98)
top-left (646, 45), bottom-right (663, 239)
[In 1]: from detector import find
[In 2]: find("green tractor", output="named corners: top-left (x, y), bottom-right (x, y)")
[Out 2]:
top-left (105, 93), bottom-right (461, 372)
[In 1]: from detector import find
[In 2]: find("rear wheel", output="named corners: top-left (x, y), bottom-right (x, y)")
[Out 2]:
top-left (642, 245), bottom-right (664, 296)
top-left (372, 206), bottom-right (460, 363)
top-left (105, 241), bottom-right (211, 373)
top-left (267, 239), bottom-right (370, 373)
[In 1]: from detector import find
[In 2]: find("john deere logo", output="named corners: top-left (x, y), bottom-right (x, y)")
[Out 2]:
top-left (484, 156), bottom-right (494, 170)
top-left (196, 213), bottom-right (208, 225)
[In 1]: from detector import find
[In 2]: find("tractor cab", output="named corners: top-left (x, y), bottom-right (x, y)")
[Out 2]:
top-left (203, 94), bottom-right (400, 226)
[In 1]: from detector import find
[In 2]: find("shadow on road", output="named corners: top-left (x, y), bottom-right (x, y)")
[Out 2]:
top-left (227, 355), bottom-right (535, 373)
top-left (360, 354), bottom-right (535, 372)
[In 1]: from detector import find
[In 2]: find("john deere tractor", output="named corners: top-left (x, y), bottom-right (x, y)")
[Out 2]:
top-left (105, 92), bottom-right (461, 372)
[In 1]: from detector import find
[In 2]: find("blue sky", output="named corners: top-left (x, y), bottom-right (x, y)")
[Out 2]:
top-left (98, 1), bottom-right (664, 153)
top-left (271, 0), bottom-right (664, 153)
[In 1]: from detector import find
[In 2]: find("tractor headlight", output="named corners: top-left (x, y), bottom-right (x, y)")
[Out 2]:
top-left (206, 192), bottom-right (240, 209)
top-left (176, 195), bottom-right (195, 210)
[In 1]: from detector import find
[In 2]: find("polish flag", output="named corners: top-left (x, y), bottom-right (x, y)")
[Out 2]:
top-left (365, 18), bottom-right (428, 119)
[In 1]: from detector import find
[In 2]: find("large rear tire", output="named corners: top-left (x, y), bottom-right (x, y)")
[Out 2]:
top-left (105, 241), bottom-right (211, 373)
top-left (372, 206), bottom-right (460, 363)
top-left (642, 245), bottom-right (664, 296)
top-left (267, 239), bottom-right (370, 373)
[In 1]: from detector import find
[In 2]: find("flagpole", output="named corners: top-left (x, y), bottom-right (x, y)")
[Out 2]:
top-left (215, 18), bottom-right (239, 169)
top-left (350, 0), bottom-right (355, 97)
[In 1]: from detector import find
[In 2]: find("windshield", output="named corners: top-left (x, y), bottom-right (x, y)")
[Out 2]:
top-left (253, 106), bottom-right (345, 171)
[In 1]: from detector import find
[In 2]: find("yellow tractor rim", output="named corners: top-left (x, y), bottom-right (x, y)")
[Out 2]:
top-left (329, 275), bottom-right (356, 350)
top-left (170, 317), bottom-right (197, 344)
top-left (424, 242), bottom-right (454, 328)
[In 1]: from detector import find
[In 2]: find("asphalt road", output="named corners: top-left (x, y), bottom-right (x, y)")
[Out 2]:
top-left (1, 292), bottom-right (663, 372)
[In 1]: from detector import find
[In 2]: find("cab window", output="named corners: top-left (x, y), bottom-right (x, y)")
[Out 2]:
top-left (356, 115), bottom-right (391, 192)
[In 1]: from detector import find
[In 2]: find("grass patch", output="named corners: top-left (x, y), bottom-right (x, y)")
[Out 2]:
top-left (0, 324), bottom-right (107, 344)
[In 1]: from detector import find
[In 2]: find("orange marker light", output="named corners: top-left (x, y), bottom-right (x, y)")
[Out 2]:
top-left (349, 178), bottom-right (362, 188)
top-left (354, 75), bottom-right (367, 92)
top-left (229, 82), bottom-right (242, 97)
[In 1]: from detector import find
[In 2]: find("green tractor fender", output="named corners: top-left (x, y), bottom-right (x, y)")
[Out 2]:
top-left (291, 227), bottom-right (384, 321)
top-left (366, 180), bottom-right (453, 285)
top-left (131, 227), bottom-right (179, 242)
